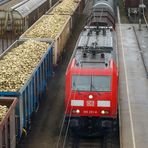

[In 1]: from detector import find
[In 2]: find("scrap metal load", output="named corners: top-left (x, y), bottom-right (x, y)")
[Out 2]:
top-left (20, 0), bottom-right (85, 64)
top-left (47, 0), bottom-right (79, 14)
top-left (23, 14), bottom-right (69, 39)
top-left (20, 14), bottom-right (71, 64)
top-left (0, 39), bottom-right (53, 139)
top-left (0, 104), bottom-right (8, 121)
top-left (0, 40), bottom-right (49, 92)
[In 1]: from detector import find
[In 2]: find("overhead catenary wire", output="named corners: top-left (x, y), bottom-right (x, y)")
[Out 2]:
top-left (61, 73), bottom-right (82, 148)
top-left (62, 110), bottom-right (72, 148)
top-left (56, 67), bottom-right (82, 148)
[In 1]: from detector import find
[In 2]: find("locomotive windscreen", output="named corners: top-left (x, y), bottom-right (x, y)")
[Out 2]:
top-left (72, 75), bottom-right (111, 92)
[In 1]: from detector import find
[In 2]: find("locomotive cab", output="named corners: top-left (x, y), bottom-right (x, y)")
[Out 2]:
top-left (65, 26), bottom-right (118, 136)
top-left (65, 59), bottom-right (117, 118)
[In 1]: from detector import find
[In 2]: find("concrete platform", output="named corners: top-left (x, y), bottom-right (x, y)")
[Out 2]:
top-left (117, 24), bottom-right (148, 148)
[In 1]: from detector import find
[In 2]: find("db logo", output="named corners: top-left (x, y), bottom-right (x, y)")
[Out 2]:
top-left (87, 101), bottom-right (94, 106)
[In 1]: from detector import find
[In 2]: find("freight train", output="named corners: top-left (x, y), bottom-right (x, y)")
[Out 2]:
top-left (0, 0), bottom-right (85, 147)
top-left (64, 0), bottom-right (118, 136)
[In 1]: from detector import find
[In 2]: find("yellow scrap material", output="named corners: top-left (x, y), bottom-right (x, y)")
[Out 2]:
top-left (0, 40), bottom-right (49, 92)
top-left (0, 105), bottom-right (8, 122)
top-left (24, 14), bottom-right (69, 39)
top-left (50, 0), bottom-right (79, 14)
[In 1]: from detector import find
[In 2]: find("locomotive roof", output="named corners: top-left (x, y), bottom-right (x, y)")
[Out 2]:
top-left (74, 26), bottom-right (114, 69)
top-left (77, 26), bottom-right (113, 49)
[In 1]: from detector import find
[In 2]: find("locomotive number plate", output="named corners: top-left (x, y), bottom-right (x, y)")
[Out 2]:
top-left (86, 100), bottom-right (95, 107)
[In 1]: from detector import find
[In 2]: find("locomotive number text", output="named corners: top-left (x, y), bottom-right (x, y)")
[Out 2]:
top-left (83, 110), bottom-right (98, 114)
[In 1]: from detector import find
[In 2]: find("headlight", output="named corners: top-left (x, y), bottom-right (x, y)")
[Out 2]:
top-left (101, 110), bottom-right (109, 115)
top-left (76, 109), bottom-right (80, 114)
top-left (101, 110), bottom-right (106, 115)
top-left (72, 109), bottom-right (80, 114)
top-left (88, 94), bottom-right (93, 99)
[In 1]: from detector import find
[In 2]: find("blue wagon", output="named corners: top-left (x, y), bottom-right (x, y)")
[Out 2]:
top-left (0, 40), bottom-right (53, 139)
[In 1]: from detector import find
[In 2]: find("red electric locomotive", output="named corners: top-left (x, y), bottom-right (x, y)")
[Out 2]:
top-left (64, 0), bottom-right (118, 136)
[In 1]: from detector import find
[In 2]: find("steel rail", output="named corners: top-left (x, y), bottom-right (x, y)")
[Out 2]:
top-left (143, 14), bottom-right (148, 29)
top-left (133, 26), bottom-right (148, 78)
top-left (142, 5), bottom-right (148, 30)
top-left (66, 137), bottom-right (104, 148)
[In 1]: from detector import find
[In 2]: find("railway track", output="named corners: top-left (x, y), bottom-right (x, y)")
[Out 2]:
top-left (65, 136), bottom-right (103, 148)
top-left (143, 13), bottom-right (148, 30)
top-left (64, 130), bottom-right (119, 148)
top-left (66, 135), bottom-right (103, 148)
top-left (56, 116), bottom-right (119, 148)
